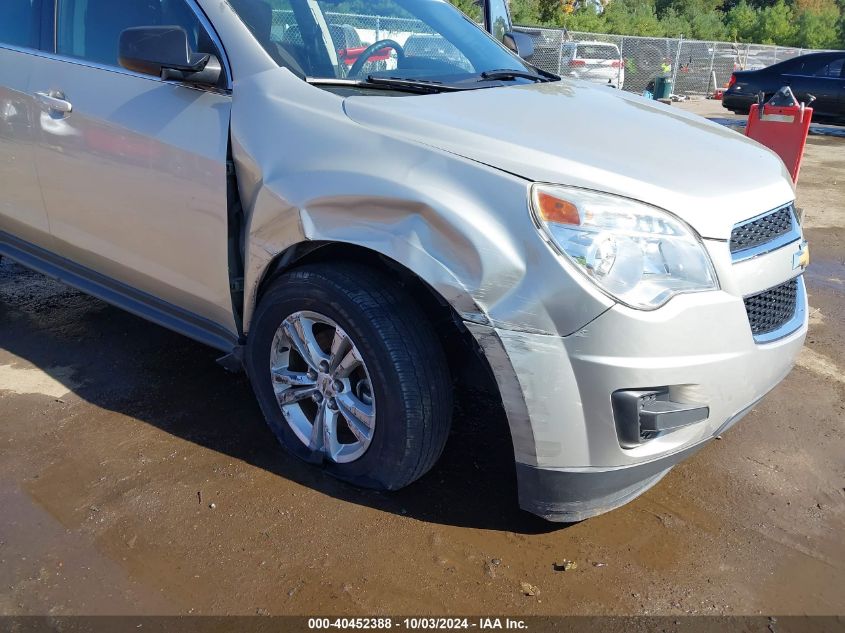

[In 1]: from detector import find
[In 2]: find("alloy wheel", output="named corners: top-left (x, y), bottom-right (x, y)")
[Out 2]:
top-left (269, 310), bottom-right (376, 463)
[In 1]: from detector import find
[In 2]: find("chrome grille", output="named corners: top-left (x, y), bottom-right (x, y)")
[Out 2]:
top-left (744, 278), bottom-right (798, 337)
top-left (730, 206), bottom-right (794, 254)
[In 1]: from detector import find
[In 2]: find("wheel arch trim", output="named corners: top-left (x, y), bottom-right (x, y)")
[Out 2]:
top-left (243, 227), bottom-right (491, 336)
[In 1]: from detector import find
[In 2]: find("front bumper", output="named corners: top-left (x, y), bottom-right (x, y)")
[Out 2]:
top-left (513, 393), bottom-right (766, 522)
top-left (467, 271), bottom-right (807, 521)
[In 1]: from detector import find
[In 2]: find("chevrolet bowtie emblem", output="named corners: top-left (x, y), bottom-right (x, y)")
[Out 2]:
top-left (793, 240), bottom-right (810, 270)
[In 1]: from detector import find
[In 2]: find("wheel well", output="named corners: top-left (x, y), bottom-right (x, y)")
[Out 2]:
top-left (254, 241), bottom-right (505, 417)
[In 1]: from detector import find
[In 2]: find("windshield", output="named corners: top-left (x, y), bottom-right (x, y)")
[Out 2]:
top-left (227, 0), bottom-right (538, 85)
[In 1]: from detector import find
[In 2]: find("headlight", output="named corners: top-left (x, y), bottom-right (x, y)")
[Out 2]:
top-left (530, 184), bottom-right (718, 310)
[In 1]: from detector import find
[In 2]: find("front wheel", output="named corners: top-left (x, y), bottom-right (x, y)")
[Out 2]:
top-left (245, 263), bottom-right (452, 490)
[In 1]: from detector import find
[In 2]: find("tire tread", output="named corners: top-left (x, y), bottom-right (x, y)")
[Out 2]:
top-left (253, 262), bottom-right (452, 489)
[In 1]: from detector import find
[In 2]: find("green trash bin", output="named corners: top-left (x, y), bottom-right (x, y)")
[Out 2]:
top-left (653, 76), bottom-right (673, 100)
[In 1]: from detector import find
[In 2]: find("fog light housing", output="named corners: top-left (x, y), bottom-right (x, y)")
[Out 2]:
top-left (612, 388), bottom-right (710, 448)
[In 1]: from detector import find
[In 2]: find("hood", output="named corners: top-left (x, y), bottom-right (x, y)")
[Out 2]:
top-left (343, 80), bottom-right (795, 240)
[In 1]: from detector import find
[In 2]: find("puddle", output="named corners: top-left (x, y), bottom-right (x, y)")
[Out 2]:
top-left (0, 481), bottom-right (176, 615)
top-left (804, 259), bottom-right (845, 292)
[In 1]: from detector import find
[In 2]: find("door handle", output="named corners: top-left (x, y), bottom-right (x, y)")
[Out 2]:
top-left (34, 91), bottom-right (73, 114)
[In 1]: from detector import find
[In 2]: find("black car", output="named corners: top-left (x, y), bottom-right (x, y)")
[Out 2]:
top-left (723, 51), bottom-right (845, 123)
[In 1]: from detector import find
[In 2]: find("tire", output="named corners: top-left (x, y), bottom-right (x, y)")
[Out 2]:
top-left (245, 262), bottom-right (452, 490)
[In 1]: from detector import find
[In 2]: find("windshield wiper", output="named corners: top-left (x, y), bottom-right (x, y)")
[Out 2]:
top-left (479, 69), bottom-right (553, 82)
top-left (309, 71), bottom-right (556, 95)
top-left (306, 76), bottom-right (459, 94)
top-left (364, 75), bottom-right (461, 94)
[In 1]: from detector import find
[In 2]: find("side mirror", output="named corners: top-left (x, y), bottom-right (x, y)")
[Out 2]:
top-left (119, 26), bottom-right (221, 87)
top-left (503, 31), bottom-right (534, 61)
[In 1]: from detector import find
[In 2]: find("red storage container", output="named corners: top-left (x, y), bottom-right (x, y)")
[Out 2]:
top-left (745, 101), bottom-right (813, 184)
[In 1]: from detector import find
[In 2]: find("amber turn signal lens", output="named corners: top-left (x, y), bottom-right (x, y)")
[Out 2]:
top-left (535, 191), bottom-right (581, 225)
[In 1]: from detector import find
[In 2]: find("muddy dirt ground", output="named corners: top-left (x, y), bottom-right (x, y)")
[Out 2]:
top-left (1, 100), bottom-right (843, 616)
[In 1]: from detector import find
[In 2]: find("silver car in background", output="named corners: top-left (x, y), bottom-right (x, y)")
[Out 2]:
top-left (0, 0), bottom-right (808, 521)
top-left (561, 41), bottom-right (625, 89)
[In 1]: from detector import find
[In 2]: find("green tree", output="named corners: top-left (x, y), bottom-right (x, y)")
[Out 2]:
top-left (562, 5), bottom-right (608, 29)
top-left (537, 0), bottom-right (565, 22)
top-left (794, 0), bottom-right (842, 47)
top-left (603, 0), bottom-right (664, 34)
top-left (449, 0), bottom-right (484, 21)
top-left (839, 0), bottom-right (845, 44)
top-left (754, 0), bottom-right (797, 43)
top-left (510, 0), bottom-right (543, 23)
top-left (507, 0), bottom-right (845, 49)
top-left (688, 7), bottom-right (729, 38)
top-left (796, 8), bottom-right (839, 46)
top-left (659, 7), bottom-right (691, 35)
top-left (726, 0), bottom-right (758, 40)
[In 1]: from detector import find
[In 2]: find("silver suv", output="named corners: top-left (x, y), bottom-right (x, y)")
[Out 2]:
top-left (0, 0), bottom-right (808, 521)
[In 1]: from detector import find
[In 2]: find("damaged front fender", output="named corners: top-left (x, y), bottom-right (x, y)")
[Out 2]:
top-left (230, 67), bottom-right (613, 339)
top-left (228, 66), bottom-right (616, 505)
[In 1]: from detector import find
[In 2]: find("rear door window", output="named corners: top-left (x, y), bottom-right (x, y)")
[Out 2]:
top-left (774, 57), bottom-right (811, 74)
top-left (0, 0), bottom-right (40, 49)
top-left (56, 0), bottom-right (218, 68)
top-left (814, 57), bottom-right (845, 78)
top-left (782, 57), bottom-right (827, 77)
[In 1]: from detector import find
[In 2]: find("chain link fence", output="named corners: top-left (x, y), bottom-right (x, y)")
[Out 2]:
top-left (514, 26), bottom-right (828, 97)
top-left (268, 9), bottom-right (836, 96)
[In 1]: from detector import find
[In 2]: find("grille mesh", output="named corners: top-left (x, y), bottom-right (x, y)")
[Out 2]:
top-left (744, 278), bottom-right (798, 337)
top-left (730, 206), bottom-right (794, 254)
